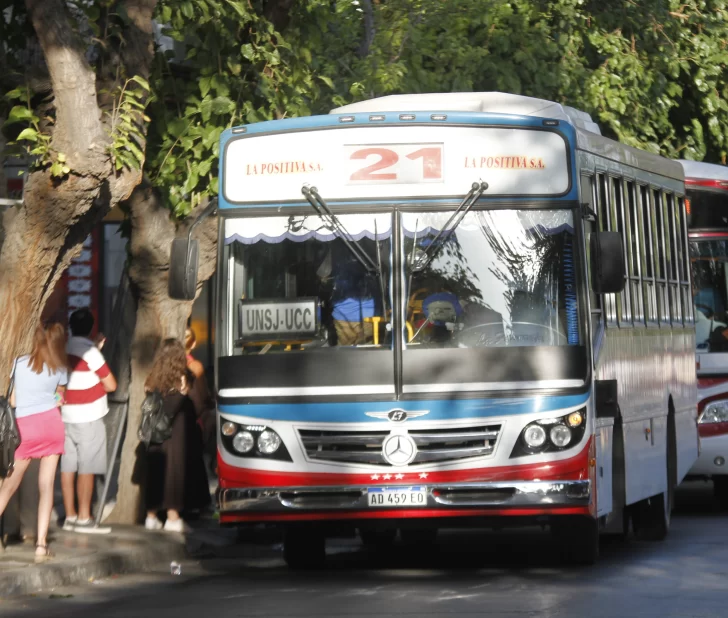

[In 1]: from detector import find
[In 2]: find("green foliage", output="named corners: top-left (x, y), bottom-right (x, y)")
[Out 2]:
top-left (147, 0), bottom-right (330, 217)
top-left (106, 76), bottom-right (152, 171)
top-left (3, 85), bottom-right (68, 177)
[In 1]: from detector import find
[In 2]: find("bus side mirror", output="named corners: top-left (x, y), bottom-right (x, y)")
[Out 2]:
top-left (590, 231), bottom-right (625, 295)
top-left (169, 238), bottom-right (199, 300)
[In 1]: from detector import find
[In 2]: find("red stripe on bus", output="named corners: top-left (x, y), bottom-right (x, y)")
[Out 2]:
top-left (217, 439), bottom-right (592, 489)
top-left (220, 505), bottom-right (592, 524)
top-left (686, 179), bottom-right (728, 190)
top-left (699, 422), bottom-right (728, 438)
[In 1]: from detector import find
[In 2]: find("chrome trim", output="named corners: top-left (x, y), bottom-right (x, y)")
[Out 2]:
top-left (300, 434), bottom-right (388, 446)
top-left (402, 380), bottom-right (585, 394)
top-left (299, 423), bottom-right (501, 466)
top-left (410, 431), bottom-right (499, 443)
top-left (219, 480), bottom-right (590, 513)
top-left (219, 385), bottom-right (396, 397)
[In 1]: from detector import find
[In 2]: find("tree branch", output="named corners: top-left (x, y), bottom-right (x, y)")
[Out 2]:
top-left (25, 0), bottom-right (106, 162)
top-left (358, 0), bottom-right (376, 59)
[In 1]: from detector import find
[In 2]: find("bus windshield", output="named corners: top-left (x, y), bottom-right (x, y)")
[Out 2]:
top-left (691, 239), bottom-right (728, 352)
top-left (403, 209), bottom-right (580, 349)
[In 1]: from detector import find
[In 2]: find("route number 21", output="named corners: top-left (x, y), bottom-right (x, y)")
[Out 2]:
top-left (345, 143), bottom-right (444, 185)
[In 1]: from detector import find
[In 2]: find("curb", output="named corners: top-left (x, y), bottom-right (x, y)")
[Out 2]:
top-left (0, 532), bottom-right (186, 597)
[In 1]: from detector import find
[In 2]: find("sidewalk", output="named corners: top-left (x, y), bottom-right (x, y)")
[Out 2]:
top-left (0, 525), bottom-right (189, 597)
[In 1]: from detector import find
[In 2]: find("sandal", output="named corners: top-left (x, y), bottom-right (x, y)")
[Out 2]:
top-left (34, 544), bottom-right (53, 563)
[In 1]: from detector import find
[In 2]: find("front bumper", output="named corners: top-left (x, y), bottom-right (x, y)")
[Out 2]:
top-left (219, 480), bottom-right (590, 513)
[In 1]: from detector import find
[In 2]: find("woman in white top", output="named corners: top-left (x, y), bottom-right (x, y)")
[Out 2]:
top-left (0, 322), bottom-right (67, 561)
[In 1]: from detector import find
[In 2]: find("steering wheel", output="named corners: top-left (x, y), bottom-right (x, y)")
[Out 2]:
top-left (695, 303), bottom-right (715, 319)
top-left (457, 322), bottom-right (567, 348)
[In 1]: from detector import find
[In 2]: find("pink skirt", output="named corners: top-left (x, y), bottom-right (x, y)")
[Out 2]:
top-left (15, 408), bottom-right (65, 459)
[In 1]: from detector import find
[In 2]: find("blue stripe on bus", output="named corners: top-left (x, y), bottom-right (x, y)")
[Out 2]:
top-left (218, 391), bottom-right (590, 423)
top-left (220, 111), bottom-right (577, 140)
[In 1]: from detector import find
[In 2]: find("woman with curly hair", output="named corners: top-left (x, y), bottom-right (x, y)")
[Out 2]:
top-left (144, 339), bottom-right (210, 532)
top-left (0, 322), bottom-right (68, 561)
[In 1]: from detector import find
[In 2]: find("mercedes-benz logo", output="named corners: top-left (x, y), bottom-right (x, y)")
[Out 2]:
top-left (381, 434), bottom-right (417, 466)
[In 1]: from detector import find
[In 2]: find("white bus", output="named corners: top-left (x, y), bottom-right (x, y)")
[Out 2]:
top-left (171, 92), bottom-right (698, 566)
top-left (680, 159), bottom-right (728, 507)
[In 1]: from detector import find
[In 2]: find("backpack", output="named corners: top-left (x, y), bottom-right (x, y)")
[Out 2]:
top-left (137, 390), bottom-right (173, 446)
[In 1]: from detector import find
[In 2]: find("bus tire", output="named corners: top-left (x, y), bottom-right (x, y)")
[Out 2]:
top-left (283, 529), bottom-right (326, 569)
top-left (552, 516), bottom-right (599, 565)
top-left (633, 491), bottom-right (670, 541)
top-left (400, 528), bottom-right (437, 546)
top-left (360, 527), bottom-right (397, 549)
top-left (713, 476), bottom-right (728, 511)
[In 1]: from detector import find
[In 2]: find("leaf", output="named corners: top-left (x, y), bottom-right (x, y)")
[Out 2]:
top-left (241, 43), bottom-right (255, 61)
top-left (318, 75), bottom-right (335, 90)
top-left (130, 75), bottom-right (150, 91)
top-left (199, 76), bottom-right (212, 98)
top-left (16, 128), bottom-right (39, 142)
top-left (210, 96), bottom-right (234, 115)
top-left (181, 1), bottom-right (194, 19)
top-left (5, 105), bottom-right (36, 126)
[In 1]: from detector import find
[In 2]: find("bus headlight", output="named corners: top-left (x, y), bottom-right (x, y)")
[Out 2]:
top-left (523, 424), bottom-right (547, 448)
top-left (220, 422), bottom-right (292, 461)
top-left (700, 400), bottom-right (728, 424)
top-left (510, 407), bottom-right (587, 458)
top-left (257, 429), bottom-right (282, 454)
top-left (232, 431), bottom-right (255, 453)
top-left (549, 425), bottom-right (572, 448)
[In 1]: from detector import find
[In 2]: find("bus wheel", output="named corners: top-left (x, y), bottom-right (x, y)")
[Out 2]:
top-left (400, 528), bottom-right (438, 546)
top-left (633, 491), bottom-right (670, 541)
top-left (283, 529), bottom-right (326, 569)
top-left (713, 477), bottom-right (728, 511)
top-left (360, 527), bottom-right (397, 549)
top-left (552, 516), bottom-right (599, 565)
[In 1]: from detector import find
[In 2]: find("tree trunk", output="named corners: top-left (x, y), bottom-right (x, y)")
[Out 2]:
top-left (108, 180), bottom-right (217, 524)
top-left (0, 0), bottom-right (157, 390)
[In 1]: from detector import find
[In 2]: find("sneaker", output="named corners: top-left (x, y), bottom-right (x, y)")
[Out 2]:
top-left (163, 518), bottom-right (190, 533)
top-left (72, 519), bottom-right (112, 534)
top-left (145, 516), bottom-right (163, 531)
top-left (62, 516), bottom-right (77, 532)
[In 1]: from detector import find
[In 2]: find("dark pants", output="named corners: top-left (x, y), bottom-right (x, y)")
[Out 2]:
top-left (2, 459), bottom-right (40, 540)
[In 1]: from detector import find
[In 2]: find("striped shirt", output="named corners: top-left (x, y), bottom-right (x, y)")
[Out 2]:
top-left (62, 337), bottom-right (111, 424)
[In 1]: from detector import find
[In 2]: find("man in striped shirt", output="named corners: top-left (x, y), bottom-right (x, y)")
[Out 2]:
top-left (61, 309), bottom-right (117, 534)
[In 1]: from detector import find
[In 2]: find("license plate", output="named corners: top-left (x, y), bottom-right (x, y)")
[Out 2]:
top-left (367, 487), bottom-right (427, 507)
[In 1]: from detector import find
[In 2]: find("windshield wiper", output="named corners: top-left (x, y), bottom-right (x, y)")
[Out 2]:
top-left (302, 184), bottom-right (389, 317)
top-left (411, 181), bottom-right (488, 272)
top-left (302, 185), bottom-right (378, 274)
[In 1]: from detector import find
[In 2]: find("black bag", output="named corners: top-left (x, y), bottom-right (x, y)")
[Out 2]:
top-left (0, 369), bottom-right (20, 477)
top-left (137, 390), bottom-right (173, 446)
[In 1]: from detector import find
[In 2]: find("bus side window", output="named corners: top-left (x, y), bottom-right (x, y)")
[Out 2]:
top-left (611, 176), bottom-right (632, 326)
top-left (581, 173), bottom-right (604, 342)
top-left (676, 196), bottom-right (694, 324)
top-left (596, 172), bottom-right (617, 326)
top-left (652, 188), bottom-right (670, 325)
top-left (665, 192), bottom-right (682, 325)
top-left (638, 184), bottom-right (658, 326)
top-left (626, 180), bottom-right (645, 325)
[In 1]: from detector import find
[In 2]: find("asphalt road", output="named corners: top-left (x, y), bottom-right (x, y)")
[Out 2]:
top-left (3, 481), bottom-right (726, 618)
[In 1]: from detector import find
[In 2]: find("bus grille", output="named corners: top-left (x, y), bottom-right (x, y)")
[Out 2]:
top-left (298, 424), bottom-right (501, 466)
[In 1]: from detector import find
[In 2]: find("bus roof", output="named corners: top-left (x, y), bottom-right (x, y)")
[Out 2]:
top-left (331, 92), bottom-right (602, 134)
top-left (332, 92), bottom-right (683, 183)
top-left (678, 159), bottom-right (728, 182)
